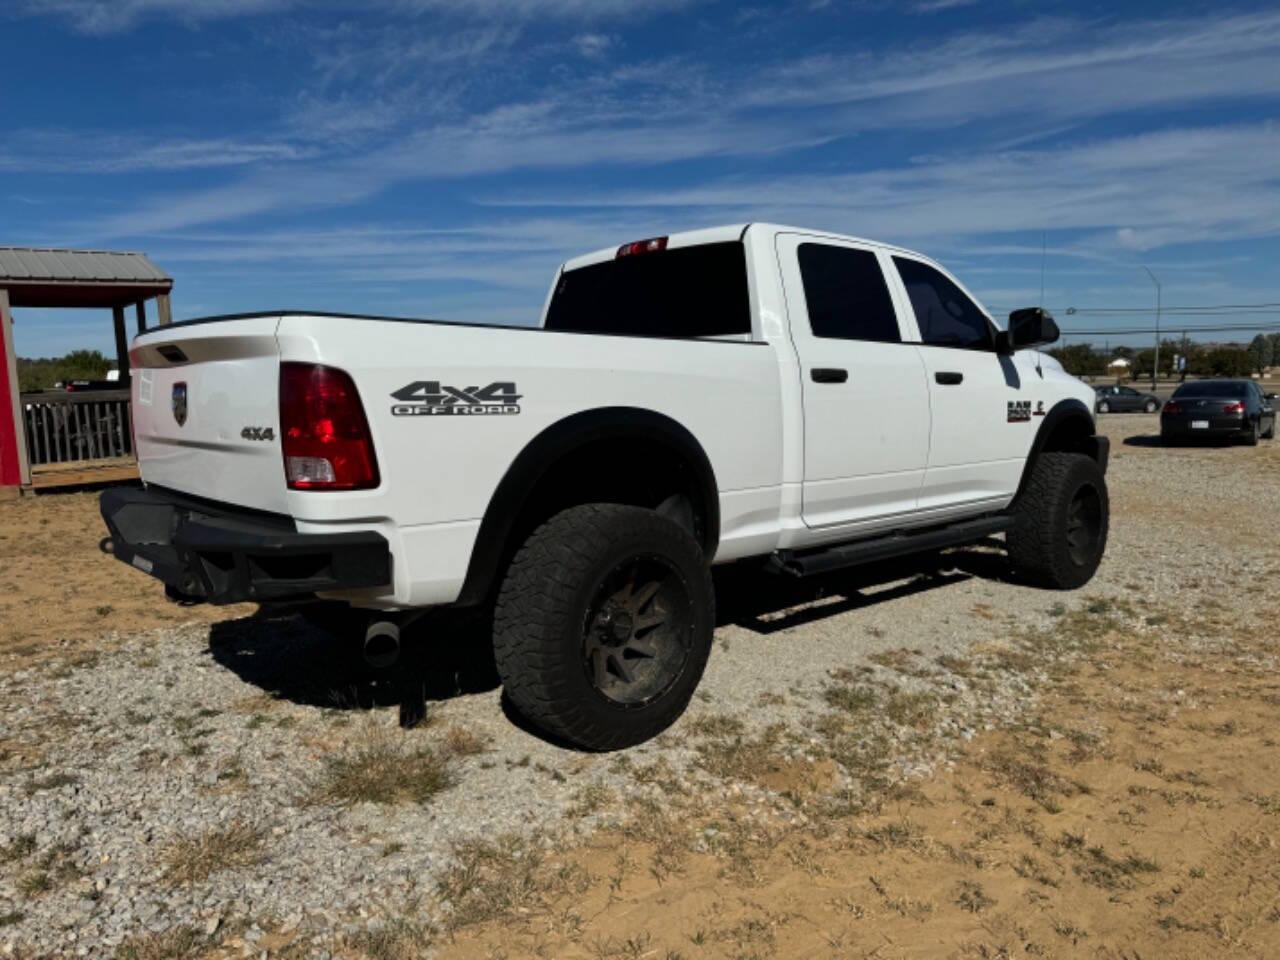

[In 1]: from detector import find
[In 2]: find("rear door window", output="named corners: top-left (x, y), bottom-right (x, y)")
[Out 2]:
top-left (796, 243), bottom-right (901, 342)
top-left (545, 242), bottom-right (751, 338)
top-left (893, 257), bottom-right (992, 350)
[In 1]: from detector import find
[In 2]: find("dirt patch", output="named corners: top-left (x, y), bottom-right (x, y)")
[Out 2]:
top-left (0, 490), bottom-right (252, 670)
top-left (430, 598), bottom-right (1280, 959)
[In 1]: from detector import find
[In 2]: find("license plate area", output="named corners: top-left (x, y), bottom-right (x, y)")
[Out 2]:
top-left (1191, 420), bottom-right (1209, 429)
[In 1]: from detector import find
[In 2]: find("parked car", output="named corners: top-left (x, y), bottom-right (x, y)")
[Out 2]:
top-left (101, 223), bottom-right (1110, 750)
top-left (1160, 380), bottom-right (1276, 445)
top-left (1095, 384), bottom-right (1161, 414)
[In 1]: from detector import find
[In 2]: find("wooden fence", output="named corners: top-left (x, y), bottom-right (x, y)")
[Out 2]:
top-left (22, 390), bottom-right (133, 466)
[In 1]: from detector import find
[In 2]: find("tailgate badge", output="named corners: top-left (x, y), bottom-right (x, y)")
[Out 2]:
top-left (172, 382), bottom-right (188, 427)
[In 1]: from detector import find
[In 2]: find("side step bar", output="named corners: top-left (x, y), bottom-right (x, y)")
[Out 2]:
top-left (767, 514), bottom-right (1014, 578)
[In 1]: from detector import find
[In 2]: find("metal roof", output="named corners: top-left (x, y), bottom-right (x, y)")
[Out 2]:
top-left (0, 247), bottom-right (172, 308)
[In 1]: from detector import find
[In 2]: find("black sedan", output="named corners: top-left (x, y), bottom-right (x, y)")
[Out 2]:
top-left (1160, 380), bottom-right (1277, 445)
top-left (1095, 384), bottom-right (1162, 413)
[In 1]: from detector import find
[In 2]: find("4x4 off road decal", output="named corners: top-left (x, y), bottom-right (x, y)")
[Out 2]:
top-left (391, 381), bottom-right (521, 417)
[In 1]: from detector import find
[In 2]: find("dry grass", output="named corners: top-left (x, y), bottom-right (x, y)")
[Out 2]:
top-left (161, 821), bottom-right (264, 886)
top-left (312, 728), bottom-right (453, 806)
top-left (347, 917), bottom-right (436, 960)
top-left (113, 926), bottom-right (207, 960)
top-left (435, 833), bottom-right (591, 932)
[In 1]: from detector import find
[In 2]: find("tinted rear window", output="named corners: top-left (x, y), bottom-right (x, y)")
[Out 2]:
top-left (1172, 381), bottom-right (1249, 398)
top-left (545, 242), bottom-right (751, 338)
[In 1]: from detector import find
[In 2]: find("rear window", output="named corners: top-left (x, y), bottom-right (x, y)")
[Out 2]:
top-left (1172, 381), bottom-right (1249, 399)
top-left (545, 242), bottom-right (751, 338)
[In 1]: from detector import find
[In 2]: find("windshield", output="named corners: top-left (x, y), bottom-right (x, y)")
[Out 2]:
top-left (1172, 381), bottom-right (1249, 399)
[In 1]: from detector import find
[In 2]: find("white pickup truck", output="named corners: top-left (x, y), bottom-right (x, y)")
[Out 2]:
top-left (102, 223), bottom-right (1109, 749)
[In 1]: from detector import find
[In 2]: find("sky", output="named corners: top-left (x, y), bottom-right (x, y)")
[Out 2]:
top-left (3, 0), bottom-right (1280, 359)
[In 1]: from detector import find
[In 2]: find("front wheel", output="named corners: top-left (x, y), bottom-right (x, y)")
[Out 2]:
top-left (493, 504), bottom-right (714, 750)
top-left (1144, 400), bottom-right (1159, 413)
top-left (1097, 401), bottom-right (1110, 414)
top-left (1006, 452), bottom-right (1109, 589)
top-left (1243, 420), bottom-right (1260, 446)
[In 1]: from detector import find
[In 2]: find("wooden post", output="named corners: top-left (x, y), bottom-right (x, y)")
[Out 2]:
top-left (135, 300), bottom-right (147, 334)
top-left (0, 289), bottom-right (32, 488)
top-left (156, 293), bottom-right (172, 326)
top-left (112, 305), bottom-right (130, 383)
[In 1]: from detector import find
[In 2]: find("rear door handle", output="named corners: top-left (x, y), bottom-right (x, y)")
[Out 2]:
top-left (811, 367), bottom-right (848, 384)
top-left (935, 371), bottom-right (963, 385)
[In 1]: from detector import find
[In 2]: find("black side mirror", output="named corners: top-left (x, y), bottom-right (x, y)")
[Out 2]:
top-left (995, 307), bottom-right (1060, 355)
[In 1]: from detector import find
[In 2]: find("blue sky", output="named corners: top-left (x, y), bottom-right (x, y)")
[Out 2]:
top-left (3, 0), bottom-right (1279, 359)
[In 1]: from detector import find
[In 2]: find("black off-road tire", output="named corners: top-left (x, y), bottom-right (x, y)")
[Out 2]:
top-left (493, 504), bottom-right (714, 750)
top-left (1006, 452), bottom-right (1108, 589)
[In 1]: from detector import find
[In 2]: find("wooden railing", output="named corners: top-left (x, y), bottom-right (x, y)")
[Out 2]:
top-left (21, 389), bottom-right (133, 466)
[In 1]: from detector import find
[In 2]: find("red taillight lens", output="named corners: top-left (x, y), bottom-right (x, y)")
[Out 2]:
top-left (1222, 401), bottom-right (1245, 413)
top-left (279, 363), bottom-right (379, 490)
top-left (616, 236), bottom-right (668, 258)
top-left (1162, 401), bottom-right (1180, 414)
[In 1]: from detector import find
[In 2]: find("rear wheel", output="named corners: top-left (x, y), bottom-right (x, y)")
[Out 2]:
top-left (1243, 420), bottom-right (1260, 446)
top-left (493, 504), bottom-right (714, 750)
top-left (1006, 452), bottom-right (1108, 589)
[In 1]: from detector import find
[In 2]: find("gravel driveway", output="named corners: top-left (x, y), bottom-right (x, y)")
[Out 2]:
top-left (1, 414), bottom-right (1276, 956)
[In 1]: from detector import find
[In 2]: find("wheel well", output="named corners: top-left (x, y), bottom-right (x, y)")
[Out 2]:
top-left (456, 409), bottom-right (719, 606)
top-left (1039, 412), bottom-right (1094, 456)
top-left (1011, 400), bottom-right (1101, 506)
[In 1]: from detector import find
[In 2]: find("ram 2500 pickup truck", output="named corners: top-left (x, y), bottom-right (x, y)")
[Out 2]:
top-left (102, 223), bottom-right (1109, 749)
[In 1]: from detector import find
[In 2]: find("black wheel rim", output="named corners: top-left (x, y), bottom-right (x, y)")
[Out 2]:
top-left (581, 555), bottom-right (694, 707)
top-left (1065, 484), bottom-right (1103, 566)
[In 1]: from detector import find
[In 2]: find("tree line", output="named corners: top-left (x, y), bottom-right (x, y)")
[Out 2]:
top-left (1047, 334), bottom-right (1280, 380)
top-left (17, 350), bottom-right (112, 393)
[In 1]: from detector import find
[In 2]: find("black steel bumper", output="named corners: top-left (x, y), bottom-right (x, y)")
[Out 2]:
top-left (100, 486), bottom-right (391, 605)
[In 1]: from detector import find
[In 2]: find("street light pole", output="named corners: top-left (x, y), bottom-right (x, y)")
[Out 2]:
top-left (1141, 266), bottom-right (1161, 390)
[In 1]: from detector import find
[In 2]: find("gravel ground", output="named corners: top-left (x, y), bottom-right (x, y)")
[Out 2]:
top-left (1, 413), bottom-right (1276, 956)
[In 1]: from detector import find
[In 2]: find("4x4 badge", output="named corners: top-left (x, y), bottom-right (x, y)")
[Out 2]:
top-left (391, 380), bottom-right (521, 417)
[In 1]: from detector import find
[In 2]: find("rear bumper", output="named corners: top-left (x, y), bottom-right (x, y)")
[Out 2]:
top-left (100, 486), bottom-right (391, 605)
top-left (1160, 416), bottom-right (1247, 438)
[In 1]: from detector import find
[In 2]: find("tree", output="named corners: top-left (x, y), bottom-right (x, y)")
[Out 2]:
top-left (1047, 343), bottom-right (1105, 377)
top-left (1202, 346), bottom-right (1251, 378)
top-left (16, 349), bottom-right (111, 393)
top-left (1248, 334), bottom-right (1272, 375)
top-left (1269, 333), bottom-right (1280, 370)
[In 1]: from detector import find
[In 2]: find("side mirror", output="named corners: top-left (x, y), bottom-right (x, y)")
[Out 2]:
top-left (995, 307), bottom-right (1060, 355)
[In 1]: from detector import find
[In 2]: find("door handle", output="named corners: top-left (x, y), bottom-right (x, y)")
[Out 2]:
top-left (935, 371), bottom-right (964, 385)
top-left (811, 367), bottom-right (848, 384)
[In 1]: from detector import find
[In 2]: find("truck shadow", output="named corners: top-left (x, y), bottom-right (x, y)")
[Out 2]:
top-left (205, 541), bottom-right (1014, 729)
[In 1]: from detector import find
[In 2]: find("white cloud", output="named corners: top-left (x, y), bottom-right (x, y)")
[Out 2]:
top-left (913, 0), bottom-right (978, 12)
top-left (573, 33), bottom-right (614, 59)
top-left (25, 0), bottom-right (698, 34)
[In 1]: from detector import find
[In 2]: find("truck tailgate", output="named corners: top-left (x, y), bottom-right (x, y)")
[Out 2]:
top-left (130, 317), bottom-right (289, 514)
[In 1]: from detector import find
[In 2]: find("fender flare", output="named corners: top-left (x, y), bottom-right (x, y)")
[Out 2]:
top-left (455, 407), bottom-right (720, 605)
top-left (1012, 398), bottom-right (1105, 505)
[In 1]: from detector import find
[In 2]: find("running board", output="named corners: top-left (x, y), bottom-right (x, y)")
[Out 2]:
top-left (767, 514), bottom-right (1014, 578)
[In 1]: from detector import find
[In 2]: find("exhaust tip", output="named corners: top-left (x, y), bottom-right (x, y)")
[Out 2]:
top-left (363, 619), bottom-right (401, 670)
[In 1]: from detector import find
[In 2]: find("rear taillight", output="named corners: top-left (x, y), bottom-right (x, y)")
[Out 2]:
top-left (1222, 401), bottom-right (1245, 413)
top-left (1162, 401), bottom-right (1180, 414)
top-left (279, 363), bottom-right (379, 490)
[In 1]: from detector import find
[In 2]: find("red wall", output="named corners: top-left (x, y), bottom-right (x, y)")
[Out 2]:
top-left (0, 313), bottom-right (21, 487)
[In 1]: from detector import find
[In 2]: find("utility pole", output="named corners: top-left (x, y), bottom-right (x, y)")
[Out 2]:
top-left (1141, 266), bottom-right (1161, 390)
